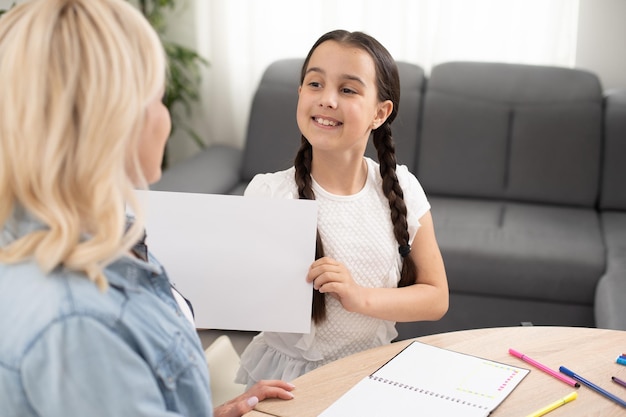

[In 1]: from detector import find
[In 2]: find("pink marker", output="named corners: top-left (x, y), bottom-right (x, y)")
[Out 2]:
top-left (509, 348), bottom-right (580, 388)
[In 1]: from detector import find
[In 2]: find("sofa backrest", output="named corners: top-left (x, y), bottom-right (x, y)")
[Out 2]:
top-left (240, 58), bottom-right (302, 185)
top-left (364, 61), bottom-right (425, 170)
top-left (600, 90), bottom-right (626, 210)
top-left (417, 61), bottom-right (603, 207)
top-left (240, 58), bottom-right (425, 185)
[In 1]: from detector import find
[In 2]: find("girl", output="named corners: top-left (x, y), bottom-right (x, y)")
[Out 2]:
top-left (236, 30), bottom-right (448, 387)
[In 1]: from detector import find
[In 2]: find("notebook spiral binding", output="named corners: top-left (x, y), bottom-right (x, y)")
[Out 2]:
top-left (369, 375), bottom-right (488, 410)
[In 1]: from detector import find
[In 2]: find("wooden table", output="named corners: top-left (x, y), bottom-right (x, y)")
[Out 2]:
top-left (244, 326), bottom-right (626, 417)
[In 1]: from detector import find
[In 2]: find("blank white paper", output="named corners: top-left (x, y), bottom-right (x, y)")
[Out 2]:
top-left (135, 190), bottom-right (318, 333)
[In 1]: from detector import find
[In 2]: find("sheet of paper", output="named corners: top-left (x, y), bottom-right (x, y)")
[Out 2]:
top-left (135, 190), bottom-right (318, 333)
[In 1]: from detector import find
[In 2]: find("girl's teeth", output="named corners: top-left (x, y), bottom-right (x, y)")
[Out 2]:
top-left (317, 118), bottom-right (336, 126)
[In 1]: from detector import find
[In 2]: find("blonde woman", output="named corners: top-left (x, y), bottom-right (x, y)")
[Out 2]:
top-left (0, 1), bottom-right (293, 416)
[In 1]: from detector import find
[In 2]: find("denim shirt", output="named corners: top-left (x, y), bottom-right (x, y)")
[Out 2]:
top-left (0, 214), bottom-right (213, 417)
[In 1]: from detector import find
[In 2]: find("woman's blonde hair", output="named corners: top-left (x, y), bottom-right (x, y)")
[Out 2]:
top-left (0, 0), bottom-right (166, 289)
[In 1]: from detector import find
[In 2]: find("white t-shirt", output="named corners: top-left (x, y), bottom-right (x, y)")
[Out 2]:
top-left (171, 285), bottom-right (195, 326)
top-left (236, 157), bottom-right (430, 386)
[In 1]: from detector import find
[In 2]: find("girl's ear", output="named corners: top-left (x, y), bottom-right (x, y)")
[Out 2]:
top-left (372, 100), bottom-right (393, 129)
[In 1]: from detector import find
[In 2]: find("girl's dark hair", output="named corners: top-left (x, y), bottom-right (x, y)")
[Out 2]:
top-left (294, 30), bottom-right (415, 324)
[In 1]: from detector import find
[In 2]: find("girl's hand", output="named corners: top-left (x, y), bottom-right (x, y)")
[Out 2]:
top-left (307, 257), bottom-right (365, 313)
top-left (213, 380), bottom-right (295, 417)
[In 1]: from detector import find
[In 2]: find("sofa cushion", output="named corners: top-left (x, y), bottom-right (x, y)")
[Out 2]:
top-left (418, 62), bottom-right (603, 207)
top-left (430, 196), bottom-right (605, 304)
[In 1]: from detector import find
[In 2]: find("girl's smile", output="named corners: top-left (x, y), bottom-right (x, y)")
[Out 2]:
top-left (312, 116), bottom-right (342, 127)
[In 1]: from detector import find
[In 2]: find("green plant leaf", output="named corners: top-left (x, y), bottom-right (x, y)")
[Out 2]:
top-left (130, 0), bottom-right (210, 167)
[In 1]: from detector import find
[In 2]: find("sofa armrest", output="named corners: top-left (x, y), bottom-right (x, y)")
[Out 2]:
top-left (152, 144), bottom-right (242, 194)
top-left (595, 271), bottom-right (626, 331)
top-left (595, 211), bottom-right (626, 331)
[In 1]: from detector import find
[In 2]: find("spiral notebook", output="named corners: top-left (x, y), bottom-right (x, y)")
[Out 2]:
top-left (319, 341), bottom-right (528, 417)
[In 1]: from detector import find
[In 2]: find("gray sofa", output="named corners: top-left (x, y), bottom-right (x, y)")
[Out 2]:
top-left (153, 59), bottom-right (626, 339)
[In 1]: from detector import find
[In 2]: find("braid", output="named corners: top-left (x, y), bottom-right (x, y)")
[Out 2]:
top-left (373, 123), bottom-right (416, 288)
top-left (294, 136), bottom-right (327, 323)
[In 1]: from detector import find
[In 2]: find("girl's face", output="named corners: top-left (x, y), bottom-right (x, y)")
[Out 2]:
top-left (135, 90), bottom-right (171, 185)
top-left (297, 40), bottom-right (392, 157)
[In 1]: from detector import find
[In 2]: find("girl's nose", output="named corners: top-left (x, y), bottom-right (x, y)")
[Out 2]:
top-left (319, 90), bottom-right (337, 109)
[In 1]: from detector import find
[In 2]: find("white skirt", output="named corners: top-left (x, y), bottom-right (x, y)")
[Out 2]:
top-left (235, 319), bottom-right (397, 389)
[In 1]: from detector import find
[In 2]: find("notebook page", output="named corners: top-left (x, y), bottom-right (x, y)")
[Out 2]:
top-left (318, 376), bottom-right (488, 417)
top-left (319, 341), bottom-right (528, 416)
top-left (372, 341), bottom-right (528, 410)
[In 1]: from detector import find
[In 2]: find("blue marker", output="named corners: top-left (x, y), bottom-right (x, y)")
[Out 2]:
top-left (559, 366), bottom-right (626, 408)
top-left (617, 357), bottom-right (626, 366)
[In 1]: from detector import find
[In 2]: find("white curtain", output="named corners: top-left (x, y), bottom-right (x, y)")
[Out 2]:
top-left (191, 0), bottom-right (579, 153)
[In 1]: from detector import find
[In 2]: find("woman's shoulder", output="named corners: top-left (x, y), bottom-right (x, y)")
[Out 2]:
top-left (244, 167), bottom-right (299, 198)
top-left (0, 263), bottom-right (120, 362)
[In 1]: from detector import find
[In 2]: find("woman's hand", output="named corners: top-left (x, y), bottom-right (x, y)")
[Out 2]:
top-left (213, 380), bottom-right (295, 417)
top-left (307, 257), bottom-right (365, 313)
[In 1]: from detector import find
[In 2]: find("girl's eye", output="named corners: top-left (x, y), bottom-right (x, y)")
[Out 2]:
top-left (341, 87), bottom-right (356, 94)
top-left (308, 81), bottom-right (321, 88)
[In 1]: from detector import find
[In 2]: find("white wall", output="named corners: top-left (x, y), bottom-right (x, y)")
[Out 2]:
top-left (165, 0), bottom-right (626, 165)
top-left (158, 0), bottom-right (210, 166)
top-left (1, 0), bottom-right (624, 165)
top-left (576, 0), bottom-right (626, 91)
